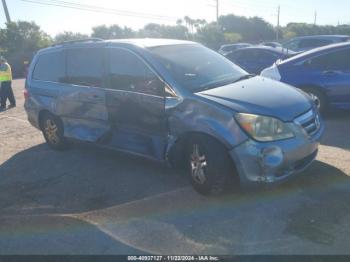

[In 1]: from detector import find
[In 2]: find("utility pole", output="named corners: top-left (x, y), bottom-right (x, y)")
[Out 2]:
top-left (216, 0), bottom-right (219, 22)
top-left (314, 10), bottom-right (317, 25)
top-left (276, 5), bottom-right (280, 41)
top-left (1, 0), bottom-right (11, 23)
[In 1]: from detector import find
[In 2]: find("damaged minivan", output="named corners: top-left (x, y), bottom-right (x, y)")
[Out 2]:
top-left (25, 38), bottom-right (324, 195)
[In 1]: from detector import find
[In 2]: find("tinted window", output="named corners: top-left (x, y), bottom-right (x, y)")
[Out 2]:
top-left (299, 39), bottom-right (333, 48)
top-left (66, 48), bottom-right (104, 87)
top-left (150, 44), bottom-right (247, 92)
top-left (109, 48), bottom-right (164, 96)
top-left (309, 48), bottom-right (350, 70)
top-left (256, 51), bottom-right (279, 61)
top-left (33, 51), bottom-right (64, 82)
top-left (283, 40), bottom-right (300, 51)
top-left (236, 50), bottom-right (258, 60)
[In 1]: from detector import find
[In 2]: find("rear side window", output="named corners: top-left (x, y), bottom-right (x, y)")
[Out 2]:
top-left (229, 50), bottom-right (257, 61)
top-left (108, 48), bottom-right (164, 96)
top-left (283, 40), bottom-right (300, 51)
top-left (299, 39), bottom-right (332, 48)
top-left (309, 48), bottom-right (350, 71)
top-left (33, 51), bottom-right (64, 82)
top-left (256, 51), bottom-right (279, 61)
top-left (66, 48), bottom-right (104, 87)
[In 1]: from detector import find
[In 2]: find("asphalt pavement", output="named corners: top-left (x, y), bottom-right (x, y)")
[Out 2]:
top-left (0, 79), bottom-right (349, 254)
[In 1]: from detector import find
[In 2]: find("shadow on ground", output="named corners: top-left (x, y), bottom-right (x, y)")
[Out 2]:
top-left (322, 110), bottom-right (350, 150)
top-left (0, 143), bottom-right (188, 215)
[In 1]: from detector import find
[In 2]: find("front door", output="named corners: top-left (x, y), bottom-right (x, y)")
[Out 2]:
top-left (309, 47), bottom-right (350, 109)
top-left (104, 47), bottom-right (167, 160)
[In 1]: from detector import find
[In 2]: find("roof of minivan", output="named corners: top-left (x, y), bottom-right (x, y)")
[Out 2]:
top-left (292, 35), bottom-right (350, 40)
top-left (279, 41), bottom-right (350, 65)
top-left (232, 45), bottom-right (295, 54)
top-left (107, 38), bottom-right (196, 48)
top-left (38, 38), bottom-right (197, 54)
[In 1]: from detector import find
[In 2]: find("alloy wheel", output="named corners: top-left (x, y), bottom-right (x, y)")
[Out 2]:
top-left (44, 119), bottom-right (60, 145)
top-left (190, 144), bottom-right (208, 185)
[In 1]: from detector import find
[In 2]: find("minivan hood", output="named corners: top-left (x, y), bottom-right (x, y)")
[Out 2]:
top-left (196, 76), bottom-right (312, 122)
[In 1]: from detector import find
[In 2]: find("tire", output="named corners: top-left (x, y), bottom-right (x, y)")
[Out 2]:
top-left (40, 113), bottom-right (69, 150)
top-left (303, 88), bottom-right (327, 113)
top-left (186, 135), bottom-right (237, 195)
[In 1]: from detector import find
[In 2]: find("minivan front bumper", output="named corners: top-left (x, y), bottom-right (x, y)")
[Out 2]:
top-left (229, 112), bottom-right (324, 187)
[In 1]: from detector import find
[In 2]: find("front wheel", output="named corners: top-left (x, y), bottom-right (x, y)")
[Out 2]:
top-left (41, 113), bottom-right (69, 150)
top-left (187, 136), bottom-right (237, 195)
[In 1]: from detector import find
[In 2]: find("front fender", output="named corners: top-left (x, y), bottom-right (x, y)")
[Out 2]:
top-left (166, 98), bottom-right (248, 155)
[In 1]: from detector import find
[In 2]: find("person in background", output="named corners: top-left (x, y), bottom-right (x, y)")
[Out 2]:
top-left (0, 56), bottom-right (16, 111)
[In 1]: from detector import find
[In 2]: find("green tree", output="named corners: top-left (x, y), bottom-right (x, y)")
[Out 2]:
top-left (218, 14), bottom-right (275, 42)
top-left (91, 25), bottom-right (135, 39)
top-left (0, 21), bottom-right (52, 77)
top-left (195, 22), bottom-right (225, 49)
top-left (0, 21), bottom-right (51, 55)
top-left (54, 31), bottom-right (89, 43)
top-left (138, 23), bottom-right (188, 39)
top-left (224, 32), bottom-right (242, 43)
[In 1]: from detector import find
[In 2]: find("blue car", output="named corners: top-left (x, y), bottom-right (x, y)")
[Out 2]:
top-left (25, 38), bottom-right (323, 195)
top-left (282, 35), bottom-right (350, 52)
top-left (261, 42), bottom-right (350, 112)
top-left (218, 43), bottom-right (252, 55)
top-left (225, 46), bottom-right (296, 75)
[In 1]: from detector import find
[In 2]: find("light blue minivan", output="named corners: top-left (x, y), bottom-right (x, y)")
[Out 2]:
top-left (25, 38), bottom-right (324, 195)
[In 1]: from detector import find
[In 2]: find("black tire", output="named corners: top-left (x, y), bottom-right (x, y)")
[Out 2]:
top-left (40, 113), bottom-right (69, 150)
top-left (303, 88), bottom-right (327, 113)
top-left (186, 135), bottom-right (237, 195)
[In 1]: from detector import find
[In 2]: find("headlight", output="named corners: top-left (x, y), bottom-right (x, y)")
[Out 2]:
top-left (235, 113), bottom-right (295, 142)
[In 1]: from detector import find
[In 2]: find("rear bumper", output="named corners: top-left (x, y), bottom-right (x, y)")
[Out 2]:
top-left (229, 120), bottom-right (324, 187)
top-left (24, 103), bottom-right (40, 130)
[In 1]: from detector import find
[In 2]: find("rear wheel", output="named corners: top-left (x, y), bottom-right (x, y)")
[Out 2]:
top-left (41, 113), bottom-right (68, 150)
top-left (186, 135), bottom-right (237, 195)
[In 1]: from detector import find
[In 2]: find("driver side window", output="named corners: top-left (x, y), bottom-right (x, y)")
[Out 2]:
top-left (283, 40), bottom-right (300, 51)
top-left (108, 48), bottom-right (164, 96)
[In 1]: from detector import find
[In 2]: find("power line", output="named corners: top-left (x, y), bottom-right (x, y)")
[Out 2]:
top-left (21, 0), bottom-right (178, 21)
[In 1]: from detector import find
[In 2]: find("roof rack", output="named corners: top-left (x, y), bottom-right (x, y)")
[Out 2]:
top-left (52, 38), bottom-right (104, 47)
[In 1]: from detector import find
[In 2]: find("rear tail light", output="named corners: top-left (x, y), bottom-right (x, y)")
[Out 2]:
top-left (24, 89), bottom-right (30, 99)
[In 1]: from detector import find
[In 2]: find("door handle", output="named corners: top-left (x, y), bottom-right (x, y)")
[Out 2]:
top-left (322, 70), bottom-right (338, 76)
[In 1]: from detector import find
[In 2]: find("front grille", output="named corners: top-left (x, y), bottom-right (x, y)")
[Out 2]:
top-left (294, 109), bottom-right (321, 136)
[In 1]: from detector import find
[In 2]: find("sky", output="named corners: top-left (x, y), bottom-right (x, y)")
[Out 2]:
top-left (1, 0), bottom-right (350, 36)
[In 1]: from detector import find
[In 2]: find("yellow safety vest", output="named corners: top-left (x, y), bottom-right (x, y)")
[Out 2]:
top-left (0, 63), bottom-right (12, 82)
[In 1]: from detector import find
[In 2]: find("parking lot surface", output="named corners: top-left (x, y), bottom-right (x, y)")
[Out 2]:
top-left (0, 79), bottom-right (350, 254)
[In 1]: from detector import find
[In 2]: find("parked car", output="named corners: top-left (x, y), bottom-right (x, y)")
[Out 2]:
top-left (261, 42), bottom-right (350, 113)
top-left (218, 43), bottom-right (252, 55)
top-left (224, 46), bottom-right (296, 74)
top-left (25, 38), bottom-right (324, 195)
top-left (261, 42), bottom-right (282, 48)
top-left (283, 35), bottom-right (350, 52)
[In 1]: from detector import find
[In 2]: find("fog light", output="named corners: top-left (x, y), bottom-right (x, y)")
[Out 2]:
top-left (259, 146), bottom-right (284, 169)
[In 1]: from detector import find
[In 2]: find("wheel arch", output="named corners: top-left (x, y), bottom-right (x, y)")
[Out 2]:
top-left (38, 110), bottom-right (60, 130)
top-left (166, 131), bottom-right (236, 169)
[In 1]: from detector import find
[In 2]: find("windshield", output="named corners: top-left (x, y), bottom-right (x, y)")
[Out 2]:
top-left (149, 44), bottom-right (247, 92)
